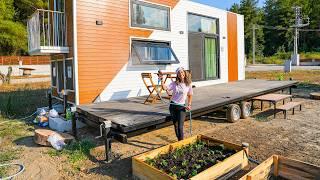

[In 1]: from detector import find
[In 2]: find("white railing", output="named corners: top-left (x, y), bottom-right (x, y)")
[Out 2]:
top-left (27, 9), bottom-right (67, 53)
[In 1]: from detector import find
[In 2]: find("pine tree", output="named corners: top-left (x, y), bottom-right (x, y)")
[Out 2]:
top-left (229, 3), bottom-right (240, 13)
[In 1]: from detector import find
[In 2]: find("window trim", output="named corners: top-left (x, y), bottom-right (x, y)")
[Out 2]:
top-left (130, 0), bottom-right (171, 31)
top-left (131, 39), bottom-right (179, 65)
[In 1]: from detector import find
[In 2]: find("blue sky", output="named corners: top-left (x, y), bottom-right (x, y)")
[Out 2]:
top-left (191, 0), bottom-right (265, 10)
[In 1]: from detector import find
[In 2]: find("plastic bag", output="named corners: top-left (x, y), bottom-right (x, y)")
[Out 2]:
top-left (49, 109), bottom-right (59, 117)
top-left (38, 108), bottom-right (47, 116)
top-left (47, 133), bottom-right (66, 150)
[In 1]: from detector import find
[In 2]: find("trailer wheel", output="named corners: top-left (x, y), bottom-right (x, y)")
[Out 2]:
top-left (240, 101), bottom-right (252, 119)
top-left (226, 104), bottom-right (241, 123)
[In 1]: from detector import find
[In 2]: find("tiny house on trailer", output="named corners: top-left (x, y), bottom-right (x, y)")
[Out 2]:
top-left (27, 0), bottom-right (245, 106)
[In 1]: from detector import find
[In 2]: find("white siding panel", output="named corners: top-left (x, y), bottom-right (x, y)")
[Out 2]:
top-left (237, 14), bottom-right (245, 80)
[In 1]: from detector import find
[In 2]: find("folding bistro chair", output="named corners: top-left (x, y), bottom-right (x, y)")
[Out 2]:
top-left (141, 73), bottom-right (162, 104)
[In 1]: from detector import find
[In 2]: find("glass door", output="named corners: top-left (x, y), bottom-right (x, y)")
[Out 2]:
top-left (204, 37), bottom-right (218, 79)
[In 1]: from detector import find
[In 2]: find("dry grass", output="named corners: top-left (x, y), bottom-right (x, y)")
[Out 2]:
top-left (0, 82), bottom-right (50, 117)
top-left (11, 75), bottom-right (50, 79)
top-left (0, 82), bottom-right (50, 92)
top-left (246, 70), bottom-right (320, 84)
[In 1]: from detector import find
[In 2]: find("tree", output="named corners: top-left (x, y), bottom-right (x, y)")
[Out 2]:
top-left (0, 0), bottom-right (47, 55)
top-left (230, 0), bottom-right (264, 58)
top-left (0, 0), bottom-right (27, 55)
top-left (263, 0), bottom-right (313, 56)
top-left (14, 0), bottom-right (47, 24)
top-left (229, 3), bottom-right (240, 14)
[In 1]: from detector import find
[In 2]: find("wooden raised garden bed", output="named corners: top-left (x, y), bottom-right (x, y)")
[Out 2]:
top-left (240, 155), bottom-right (320, 180)
top-left (132, 134), bottom-right (249, 180)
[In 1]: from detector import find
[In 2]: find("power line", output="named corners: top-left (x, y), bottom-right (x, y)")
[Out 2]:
top-left (299, 29), bottom-right (320, 32)
top-left (254, 25), bottom-right (320, 32)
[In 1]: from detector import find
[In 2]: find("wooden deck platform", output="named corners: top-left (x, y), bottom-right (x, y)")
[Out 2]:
top-left (77, 79), bottom-right (298, 134)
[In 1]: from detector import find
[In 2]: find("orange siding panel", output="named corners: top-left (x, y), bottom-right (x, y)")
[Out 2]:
top-left (77, 0), bottom-right (179, 104)
top-left (227, 13), bottom-right (238, 82)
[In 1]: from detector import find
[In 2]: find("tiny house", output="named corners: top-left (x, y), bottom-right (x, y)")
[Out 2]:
top-left (27, 0), bottom-right (245, 105)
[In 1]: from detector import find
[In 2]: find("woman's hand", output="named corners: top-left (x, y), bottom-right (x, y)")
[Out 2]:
top-left (186, 104), bottom-right (192, 111)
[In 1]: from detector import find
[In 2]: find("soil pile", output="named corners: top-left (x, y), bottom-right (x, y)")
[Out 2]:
top-left (145, 140), bottom-right (236, 179)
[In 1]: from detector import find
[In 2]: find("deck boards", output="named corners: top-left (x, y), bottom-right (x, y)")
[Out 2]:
top-left (77, 79), bottom-right (298, 133)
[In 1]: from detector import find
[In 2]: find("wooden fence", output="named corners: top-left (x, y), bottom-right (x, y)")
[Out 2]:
top-left (0, 56), bottom-right (50, 65)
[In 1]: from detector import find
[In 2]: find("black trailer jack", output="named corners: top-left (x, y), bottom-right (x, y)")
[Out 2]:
top-left (99, 121), bottom-right (113, 162)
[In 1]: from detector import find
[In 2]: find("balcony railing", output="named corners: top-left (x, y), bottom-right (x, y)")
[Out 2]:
top-left (27, 9), bottom-right (69, 55)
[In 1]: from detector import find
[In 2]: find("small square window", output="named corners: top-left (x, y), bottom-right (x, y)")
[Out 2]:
top-left (131, 0), bottom-right (170, 31)
top-left (131, 40), bottom-right (179, 64)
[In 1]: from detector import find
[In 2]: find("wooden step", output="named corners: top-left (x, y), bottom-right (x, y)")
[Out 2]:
top-left (276, 102), bottom-right (303, 119)
top-left (276, 102), bottom-right (302, 111)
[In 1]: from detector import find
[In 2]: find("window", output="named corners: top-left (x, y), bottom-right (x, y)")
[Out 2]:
top-left (57, 60), bottom-right (64, 92)
top-left (132, 40), bottom-right (179, 64)
top-left (131, 0), bottom-right (170, 31)
top-left (64, 59), bottom-right (74, 90)
top-left (188, 13), bottom-right (220, 81)
top-left (188, 14), bottom-right (218, 34)
top-left (51, 61), bottom-right (57, 87)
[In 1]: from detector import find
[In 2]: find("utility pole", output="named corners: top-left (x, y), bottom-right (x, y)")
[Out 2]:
top-left (252, 24), bottom-right (256, 64)
top-left (291, 6), bottom-right (309, 66)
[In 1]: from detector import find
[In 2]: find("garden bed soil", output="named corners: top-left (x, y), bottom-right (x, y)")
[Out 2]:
top-left (132, 135), bottom-right (249, 180)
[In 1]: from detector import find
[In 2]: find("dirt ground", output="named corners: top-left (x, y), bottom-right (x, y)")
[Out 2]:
top-left (14, 97), bottom-right (320, 179)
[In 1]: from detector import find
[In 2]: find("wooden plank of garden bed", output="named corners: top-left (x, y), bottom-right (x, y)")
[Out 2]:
top-left (192, 149), bottom-right (248, 180)
top-left (239, 155), bottom-right (275, 180)
top-left (278, 156), bottom-right (320, 180)
top-left (240, 155), bottom-right (320, 180)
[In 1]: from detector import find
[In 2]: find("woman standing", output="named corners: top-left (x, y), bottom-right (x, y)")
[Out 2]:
top-left (161, 67), bottom-right (193, 141)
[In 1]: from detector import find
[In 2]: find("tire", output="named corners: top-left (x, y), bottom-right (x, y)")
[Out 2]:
top-left (226, 104), bottom-right (241, 123)
top-left (240, 101), bottom-right (252, 119)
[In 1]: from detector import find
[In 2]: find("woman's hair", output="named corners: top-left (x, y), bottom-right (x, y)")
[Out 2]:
top-left (176, 70), bottom-right (192, 86)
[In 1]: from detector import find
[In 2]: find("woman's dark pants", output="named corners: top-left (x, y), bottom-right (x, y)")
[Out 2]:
top-left (169, 103), bottom-right (186, 141)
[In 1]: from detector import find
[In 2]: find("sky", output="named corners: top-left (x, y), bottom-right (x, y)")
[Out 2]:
top-left (191, 0), bottom-right (265, 10)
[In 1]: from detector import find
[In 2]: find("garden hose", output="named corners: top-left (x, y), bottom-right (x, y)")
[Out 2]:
top-left (0, 163), bottom-right (25, 180)
top-left (242, 143), bottom-right (260, 165)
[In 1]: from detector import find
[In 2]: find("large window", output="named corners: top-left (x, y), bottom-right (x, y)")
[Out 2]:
top-left (131, 40), bottom-right (179, 64)
top-left (188, 13), bottom-right (220, 81)
top-left (131, 0), bottom-right (170, 31)
top-left (188, 14), bottom-right (218, 34)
